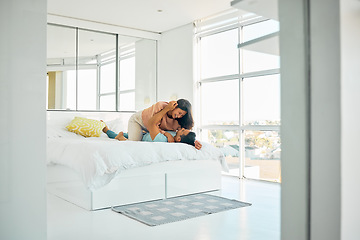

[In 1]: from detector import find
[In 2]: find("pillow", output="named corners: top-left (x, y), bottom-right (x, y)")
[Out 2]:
top-left (105, 117), bottom-right (126, 134)
top-left (47, 125), bottom-right (82, 139)
top-left (66, 117), bottom-right (105, 137)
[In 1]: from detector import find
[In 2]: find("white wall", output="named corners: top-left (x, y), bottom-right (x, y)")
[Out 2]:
top-left (0, 0), bottom-right (47, 239)
top-left (157, 24), bottom-right (194, 104)
top-left (340, 0), bottom-right (360, 239)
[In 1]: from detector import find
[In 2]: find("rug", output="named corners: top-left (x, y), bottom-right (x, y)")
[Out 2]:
top-left (111, 193), bottom-right (251, 226)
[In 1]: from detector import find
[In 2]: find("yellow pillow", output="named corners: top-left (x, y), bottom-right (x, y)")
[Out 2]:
top-left (66, 117), bottom-right (105, 137)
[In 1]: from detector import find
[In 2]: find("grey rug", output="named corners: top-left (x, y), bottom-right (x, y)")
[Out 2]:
top-left (112, 193), bottom-right (251, 226)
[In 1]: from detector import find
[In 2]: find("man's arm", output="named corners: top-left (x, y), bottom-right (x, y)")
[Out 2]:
top-left (147, 101), bottom-right (177, 140)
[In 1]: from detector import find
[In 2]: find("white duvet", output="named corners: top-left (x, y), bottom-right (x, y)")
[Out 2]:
top-left (47, 128), bottom-right (228, 190)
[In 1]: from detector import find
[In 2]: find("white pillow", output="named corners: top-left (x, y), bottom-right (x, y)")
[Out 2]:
top-left (47, 124), bottom-right (83, 139)
top-left (104, 118), bottom-right (126, 134)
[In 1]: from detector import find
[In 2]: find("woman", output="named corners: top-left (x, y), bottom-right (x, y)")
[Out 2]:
top-left (127, 99), bottom-right (193, 141)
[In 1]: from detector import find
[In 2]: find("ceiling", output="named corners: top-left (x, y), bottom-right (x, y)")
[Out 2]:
top-left (47, 0), bottom-right (235, 33)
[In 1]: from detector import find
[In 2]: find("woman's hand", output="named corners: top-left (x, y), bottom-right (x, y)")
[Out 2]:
top-left (165, 101), bottom-right (178, 111)
top-left (163, 131), bottom-right (175, 142)
top-left (194, 140), bottom-right (202, 150)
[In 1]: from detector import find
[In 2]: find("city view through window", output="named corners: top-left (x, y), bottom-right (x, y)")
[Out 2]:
top-left (197, 13), bottom-right (280, 182)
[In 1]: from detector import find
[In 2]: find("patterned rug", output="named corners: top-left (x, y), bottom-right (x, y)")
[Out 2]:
top-left (112, 193), bottom-right (251, 226)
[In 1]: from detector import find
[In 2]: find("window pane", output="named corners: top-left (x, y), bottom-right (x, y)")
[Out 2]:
top-left (78, 69), bottom-right (97, 110)
top-left (200, 129), bottom-right (240, 176)
top-left (100, 95), bottom-right (116, 111)
top-left (100, 62), bottom-right (116, 94)
top-left (241, 35), bottom-right (280, 73)
top-left (201, 79), bottom-right (239, 125)
top-left (244, 130), bottom-right (281, 182)
top-left (243, 74), bottom-right (280, 125)
top-left (120, 57), bottom-right (135, 91)
top-left (119, 92), bottom-right (135, 111)
top-left (64, 70), bottom-right (76, 110)
top-left (200, 29), bottom-right (239, 79)
top-left (242, 20), bottom-right (279, 42)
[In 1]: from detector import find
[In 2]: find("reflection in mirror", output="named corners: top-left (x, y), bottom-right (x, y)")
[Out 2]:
top-left (78, 29), bottom-right (116, 111)
top-left (47, 24), bottom-right (76, 110)
top-left (47, 24), bottom-right (157, 111)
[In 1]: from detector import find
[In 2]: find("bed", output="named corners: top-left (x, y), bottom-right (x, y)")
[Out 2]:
top-left (46, 111), bottom-right (228, 210)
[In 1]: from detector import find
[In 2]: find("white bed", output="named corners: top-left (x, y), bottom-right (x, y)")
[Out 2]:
top-left (46, 111), bottom-right (228, 210)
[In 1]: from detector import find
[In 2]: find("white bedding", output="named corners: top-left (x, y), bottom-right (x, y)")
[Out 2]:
top-left (47, 126), bottom-right (228, 190)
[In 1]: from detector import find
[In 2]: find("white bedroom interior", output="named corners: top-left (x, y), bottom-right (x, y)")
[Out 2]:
top-left (1, 0), bottom-right (360, 240)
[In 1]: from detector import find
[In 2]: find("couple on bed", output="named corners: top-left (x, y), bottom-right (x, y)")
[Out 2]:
top-left (103, 99), bottom-right (202, 150)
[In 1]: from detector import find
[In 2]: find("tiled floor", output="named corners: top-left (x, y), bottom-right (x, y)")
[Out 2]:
top-left (47, 176), bottom-right (280, 240)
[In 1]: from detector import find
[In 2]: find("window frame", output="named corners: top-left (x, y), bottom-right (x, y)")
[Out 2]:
top-left (195, 14), bottom-right (281, 180)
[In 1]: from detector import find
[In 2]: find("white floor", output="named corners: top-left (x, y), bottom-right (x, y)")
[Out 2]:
top-left (47, 176), bottom-right (280, 240)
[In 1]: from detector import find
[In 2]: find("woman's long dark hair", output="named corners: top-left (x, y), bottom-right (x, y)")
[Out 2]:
top-left (176, 99), bottom-right (194, 129)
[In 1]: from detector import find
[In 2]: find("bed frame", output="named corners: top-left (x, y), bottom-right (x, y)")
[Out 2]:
top-left (47, 160), bottom-right (221, 210)
top-left (46, 111), bottom-right (222, 210)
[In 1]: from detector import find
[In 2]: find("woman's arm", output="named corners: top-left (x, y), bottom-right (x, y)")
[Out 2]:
top-left (162, 131), bottom-right (175, 142)
top-left (148, 101), bottom-right (177, 140)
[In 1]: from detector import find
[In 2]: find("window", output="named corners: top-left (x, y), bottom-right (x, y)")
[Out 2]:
top-left (243, 74), bottom-right (280, 125)
top-left (201, 79), bottom-right (239, 126)
top-left (196, 11), bottom-right (281, 182)
top-left (200, 29), bottom-right (239, 79)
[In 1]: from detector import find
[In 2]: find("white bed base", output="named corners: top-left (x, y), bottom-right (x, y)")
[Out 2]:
top-left (47, 160), bottom-right (221, 211)
top-left (46, 110), bottom-right (222, 210)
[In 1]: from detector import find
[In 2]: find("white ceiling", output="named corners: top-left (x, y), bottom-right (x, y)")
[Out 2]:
top-left (47, 0), bottom-right (235, 33)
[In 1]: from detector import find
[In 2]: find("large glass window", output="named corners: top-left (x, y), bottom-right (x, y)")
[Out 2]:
top-left (243, 74), bottom-right (280, 125)
top-left (245, 130), bottom-right (281, 181)
top-left (201, 129), bottom-right (240, 176)
top-left (242, 19), bottom-right (279, 42)
top-left (201, 79), bottom-right (239, 126)
top-left (241, 36), bottom-right (280, 73)
top-left (200, 28), bottom-right (239, 79)
top-left (196, 12), bottom-right (281, 182)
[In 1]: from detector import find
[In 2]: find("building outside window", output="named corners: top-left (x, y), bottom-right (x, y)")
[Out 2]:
top-left (195, 10), bottom-right (281, 182)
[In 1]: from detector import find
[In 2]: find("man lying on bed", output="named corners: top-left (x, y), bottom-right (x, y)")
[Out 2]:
top-left (102, 101), bottom-right (202, 150)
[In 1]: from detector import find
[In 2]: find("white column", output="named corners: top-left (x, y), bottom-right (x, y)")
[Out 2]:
top-left (309, 0), bottom-right (341, 239)
top-left (280, 0), bottom-right (341, 239)
top-left (279, 0), bottom-right (311, 239)
top-left (0, 0), bottom-right (47, 239)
